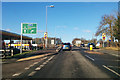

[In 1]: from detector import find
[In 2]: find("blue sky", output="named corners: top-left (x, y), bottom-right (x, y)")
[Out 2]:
top-left (2, 2), bottom-right (118, 43)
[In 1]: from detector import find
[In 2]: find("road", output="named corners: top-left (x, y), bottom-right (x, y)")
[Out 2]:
top-left (2, 47), bottom-right (120, 79)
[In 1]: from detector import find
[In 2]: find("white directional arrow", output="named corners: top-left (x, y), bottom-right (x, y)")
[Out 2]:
top-left (24, 30), bottom-right (26, 33)
top-left (31, 30), bottom-right (34, 33)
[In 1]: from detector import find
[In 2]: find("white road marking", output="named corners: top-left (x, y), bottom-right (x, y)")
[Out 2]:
top-left (39, 64), bottom-right (44, 67)
top-left (107, 66), bottom-right (120, 69)
top-left (48, 55), bottom-right (55, 61)
top-left (43, 57), bottom-right (47, 59)
top-left (35, 67), bottom-right (41, 71)
top-left (25, 61), bottom-right (39, 70)
top-left (28, 71), bottom-right (36, 76)
top-left (33, 62), bottom-right (39, 65)
top-left (103, 65), bottom-right (120, 77)
top-left (30, 64), bottom-right (35, 67)
top-left (25, 67), bottom-right (30, 70)
top-left (85, 55), bottom-right (95, 61)
top-left (34, 55), bottom-right (55, 71)
top-left (111, 54), bottom-right (119, 57)
top-left (45, 60), bottom-right (49, 63)
top-left (12, 73), bottom-right (21, 77)
top-left (43, 62), bottom-right (47, 65)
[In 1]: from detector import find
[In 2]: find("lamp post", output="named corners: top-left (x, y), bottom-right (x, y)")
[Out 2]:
top-left (45, 5), bottom-right (54, 48)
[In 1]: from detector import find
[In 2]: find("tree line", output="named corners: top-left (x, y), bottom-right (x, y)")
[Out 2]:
top-left (95, 12), bottom-right (120, 47)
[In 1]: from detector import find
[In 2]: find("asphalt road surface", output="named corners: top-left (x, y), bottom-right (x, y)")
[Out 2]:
top-left (2, 47), bottom-right (120, 79)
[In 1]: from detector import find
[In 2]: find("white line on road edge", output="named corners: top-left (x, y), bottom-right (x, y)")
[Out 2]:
top-left (12, 73), bottom-right (21, 77)
top-left (28, 71), bottom-right (36, 76)
top-left (85, 55), bottom-right (95, 61)
top-left (103, 65), bottom-right (120, 77)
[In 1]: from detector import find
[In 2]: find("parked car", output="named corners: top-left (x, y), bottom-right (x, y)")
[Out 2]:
top-left (87, 43), bottom-right (96, 48)
top-left (80, 44), bottom-right (85, 47)
top-left (62, 43), bottom-right (72, 51)
top-left (96, 42), bottom-right (100, 48)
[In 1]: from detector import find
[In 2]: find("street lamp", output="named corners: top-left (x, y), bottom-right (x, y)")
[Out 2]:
top-left (45, 5), bottom-right (54, 48)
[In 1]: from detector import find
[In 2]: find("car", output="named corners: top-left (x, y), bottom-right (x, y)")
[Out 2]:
top-left (96, 42), bottom-right (100, 48)
top-left (62, 43), bottom-right (72, 51)
top-left (80, 44), bottom-right (85, 47)
top-left (87, 43), bottom-right (96, 48)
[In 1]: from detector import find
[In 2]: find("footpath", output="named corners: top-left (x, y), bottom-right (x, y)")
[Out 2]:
top-left (93, 48), bottom-right (120, 58)
top-left (82, 47), bottom-right (120, 57)
top-left (2, 48), bottom-right (59, 64)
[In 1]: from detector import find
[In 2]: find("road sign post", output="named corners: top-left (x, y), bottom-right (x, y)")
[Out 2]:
top-left (102, 33), bottom-right (106, 47)
top-left (21, 23), bottom-right (37, 53)
top-left (44, 32), bottom-right (48, 48)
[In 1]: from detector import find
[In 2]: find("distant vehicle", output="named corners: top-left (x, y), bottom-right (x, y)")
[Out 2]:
top-left (84, 44), bottom-right (88, 47)
top-left (87, 43), bottom-right (96, 48)
top-left (62, 43), bottom-right (72, 51)
top-left (96, 42), bottom-right (100, 48)
top-left (80, 44), bottom-right (85, 47)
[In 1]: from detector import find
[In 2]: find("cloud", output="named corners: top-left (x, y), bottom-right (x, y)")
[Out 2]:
top-left (74, 27), bottom-right (79, 30)
top-left (83, 30), bottom-right (91, 33)
top-left (6, 29), bottom-right (11, 31)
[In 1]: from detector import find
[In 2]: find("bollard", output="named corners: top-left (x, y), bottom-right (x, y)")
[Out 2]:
top-left (11, 50), bottom-right (13, 56)
top-left (90, 45), bottom-right (93, 51)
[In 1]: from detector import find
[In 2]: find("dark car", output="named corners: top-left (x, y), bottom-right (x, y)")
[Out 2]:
top-left (87, 43), bottom-right (96, 48)
top-left (62, 43), bottom-right (71, 51)
top-left (80, 44), bottom-right (85, 47)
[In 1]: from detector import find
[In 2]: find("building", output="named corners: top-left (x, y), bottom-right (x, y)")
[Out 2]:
top-left (32, 37), bottom-right (62, 48)
top-left (72, 38), bottom-right (81, 47)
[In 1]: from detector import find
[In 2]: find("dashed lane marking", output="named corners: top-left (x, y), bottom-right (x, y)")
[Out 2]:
top-left (25, 67), bottom-right (30, 70)
top-left (103, 65), bottom-right (120, 77)
top-left (34, 55), bottom-right (55, 71)
top-left (33, 62), bottom-right (39, 65)
top-left (43, 57), bottom-right (47, 59)
top-left (107, 66), bottom-right (120, 69)
top-left (43, 62), bottom-right (47, 65)
top-left (85, 55), bottom-right (95, 61)
top-left (28, 71), bottom-right (36, 76)
top-left (12, 73), bottom-right (21, 77)
top-left (35, 67), bottom-right (41, 71)
top-left (39, 64), bottom-right (44, 67)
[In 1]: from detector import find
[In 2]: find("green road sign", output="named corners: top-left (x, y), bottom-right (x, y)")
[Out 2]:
top-left (22, 23), bottom-right (37, 34)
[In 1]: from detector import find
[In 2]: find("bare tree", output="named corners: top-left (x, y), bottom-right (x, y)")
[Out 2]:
top-left (95, 14), bottom-right (116, 46)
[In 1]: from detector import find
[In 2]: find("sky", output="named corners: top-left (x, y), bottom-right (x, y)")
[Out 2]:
top-left (2, 2), bottom-right (118, 43)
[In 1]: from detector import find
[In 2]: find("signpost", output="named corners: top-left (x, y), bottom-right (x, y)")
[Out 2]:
top-left (44, 32), bottom-right (48, 40)
top-left (21, 23), bottom-right (37, 53)
top-left (102, 33), bottom-right (106, 47)
top-left (109, 37), bottom-right (111, 42)
top-left (22, 23), bottom-right (37, 34)
top-left (44, 32), bottom-right (48, 48)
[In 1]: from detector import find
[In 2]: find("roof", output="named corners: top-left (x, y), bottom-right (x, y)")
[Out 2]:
top-left (0, 30), bottom-right (32, 40)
